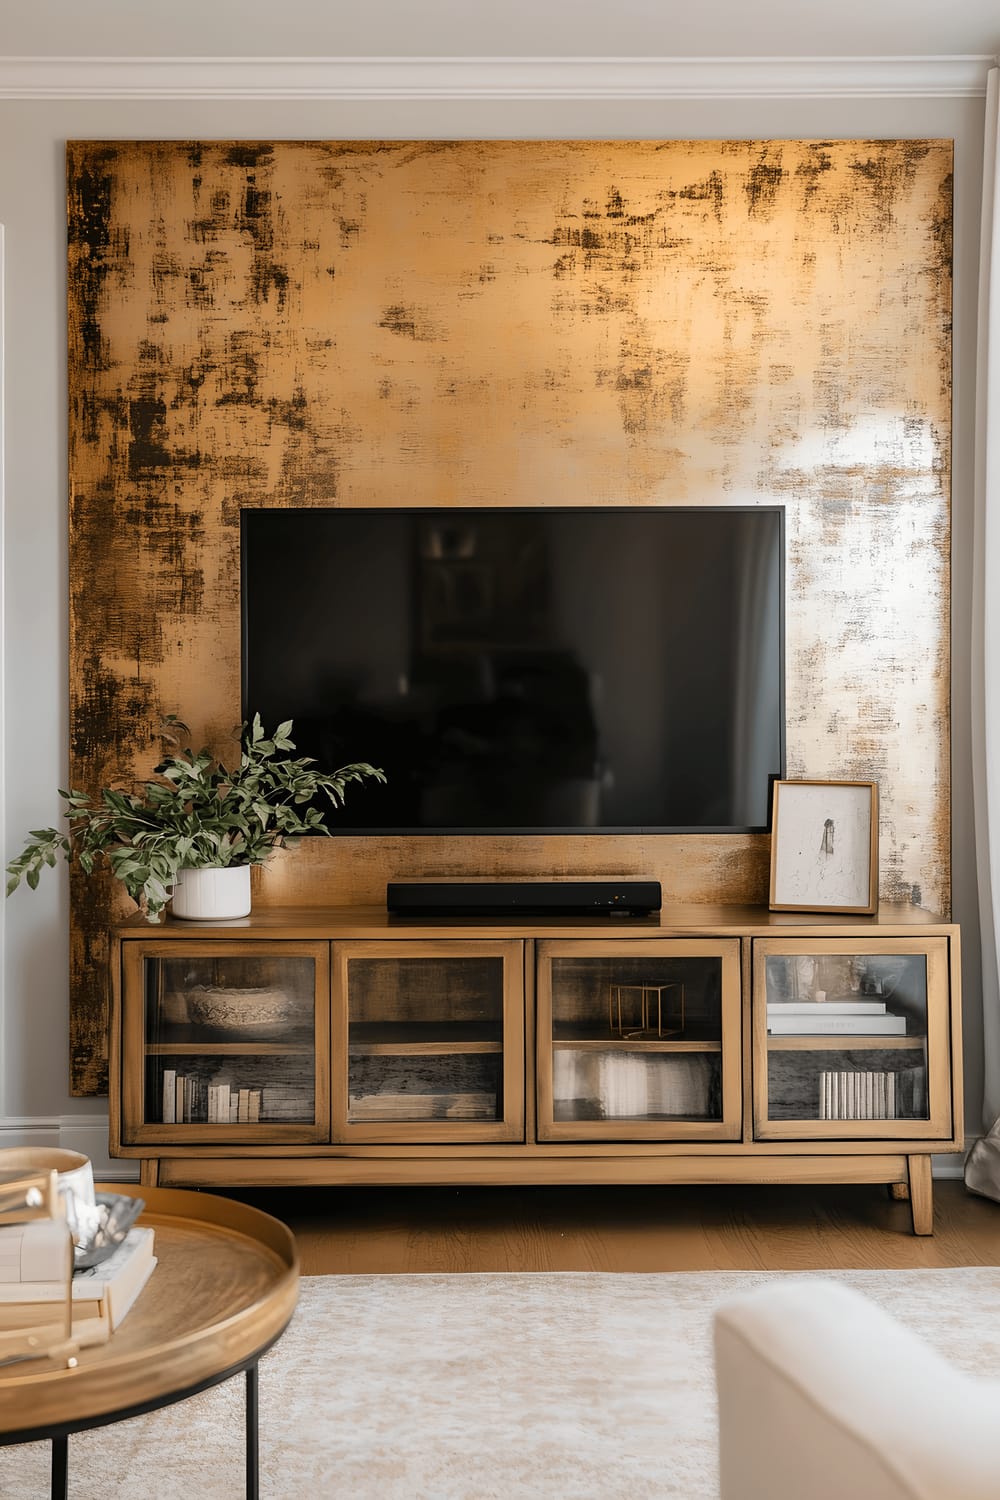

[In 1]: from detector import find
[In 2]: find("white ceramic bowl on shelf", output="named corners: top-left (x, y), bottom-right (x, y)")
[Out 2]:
top-left (174, 986), bottom-right (298, 1037)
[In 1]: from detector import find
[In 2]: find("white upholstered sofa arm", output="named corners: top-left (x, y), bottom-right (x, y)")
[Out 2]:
top-left (713, 1279), bottom-right (1000, 1500)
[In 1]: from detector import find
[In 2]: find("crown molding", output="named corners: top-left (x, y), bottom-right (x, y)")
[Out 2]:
top-left (0, 54), bottom-right (994, 101)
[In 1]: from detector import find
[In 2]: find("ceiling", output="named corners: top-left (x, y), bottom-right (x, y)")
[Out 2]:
top-left (3, 0), bottom-right (999, 59)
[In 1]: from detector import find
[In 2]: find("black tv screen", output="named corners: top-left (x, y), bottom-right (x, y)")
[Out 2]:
top-left (241, 507), bottom-right (784, 834)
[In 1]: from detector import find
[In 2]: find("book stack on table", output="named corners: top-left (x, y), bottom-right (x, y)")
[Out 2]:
top-left (0, 1224), bottom-right (157, 1349)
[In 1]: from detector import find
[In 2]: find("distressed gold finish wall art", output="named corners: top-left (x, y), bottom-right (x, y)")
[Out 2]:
top-left (67, 139), bottom-right (952, 1094)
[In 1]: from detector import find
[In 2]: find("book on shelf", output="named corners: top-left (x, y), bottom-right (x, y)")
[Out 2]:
top-left (348, 1091), bottom-right (496, 1122)
top-left (0, 1226), bottom-right (157, 1339)
top-left (204, 1082), bottom-right (260, 1124)
top-left (819, 1069), bottom-right (897, 1120)
top-left (767, 999), bottom-right (887, 1016)
top-left (162, 1067), bottom-right (176, 1123)
top-left (168, 1072), bottom-right (204, 1123)
top-left (552, 1048), bottom-right (715, 1120)
top-left (162, 1074), bottom-right (266, 1123)
top-left (767, 1012), bottom-right (907, 1036)
top-left (236, 1087), bottom-right (262, 1123)
top-left (206, 1082), bottom-right (231, 1123)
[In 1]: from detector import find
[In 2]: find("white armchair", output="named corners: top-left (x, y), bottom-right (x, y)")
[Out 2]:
top-left (713, 1279), bottom-right (1000, 1500)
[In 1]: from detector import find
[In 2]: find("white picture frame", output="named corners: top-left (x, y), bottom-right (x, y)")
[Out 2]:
top-left (769, 780), bottom-right (879, 914)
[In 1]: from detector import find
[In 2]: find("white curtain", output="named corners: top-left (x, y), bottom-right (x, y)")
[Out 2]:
top-left (971, 67), bottom-right (1000, 1141)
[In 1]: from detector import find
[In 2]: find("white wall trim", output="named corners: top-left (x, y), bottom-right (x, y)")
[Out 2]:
top-left (931, 1155), bottom-right (968, 1179)
top-left (0, 1115), bottom-right (137, 1179)
top-left (0, 54), bottom-right (994, 101)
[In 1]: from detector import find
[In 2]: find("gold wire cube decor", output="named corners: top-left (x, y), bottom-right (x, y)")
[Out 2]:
top-left (608, 981), bottom-right (685, 1040)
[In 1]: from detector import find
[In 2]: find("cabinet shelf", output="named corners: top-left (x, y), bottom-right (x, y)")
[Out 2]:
top-left (349, 1022), bottom-right (501, 1047)
top-left (766, 1035), bottom-right (926, 1052)
top-left (555, 1104), bottom-right (717, 1124)
top-left (145, 1042), bottom-right (316, 1057)
top-left (538, 938), bottom-right (739, 1141)
top-left (350, 1040), bottom-right (503, 1056)
top-left (552, 1038), bottom-right (722, 1054)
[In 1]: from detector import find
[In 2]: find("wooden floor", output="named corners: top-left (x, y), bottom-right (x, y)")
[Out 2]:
top-left (226, 1179), bottom-right (1000, 1276)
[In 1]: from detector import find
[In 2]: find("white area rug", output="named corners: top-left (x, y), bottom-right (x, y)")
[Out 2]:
top-left (3, 1268), bottom-right (1000, 1499)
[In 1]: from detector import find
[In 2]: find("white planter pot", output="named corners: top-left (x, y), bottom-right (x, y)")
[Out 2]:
top-left (170, 865), bottom-right (252, 921)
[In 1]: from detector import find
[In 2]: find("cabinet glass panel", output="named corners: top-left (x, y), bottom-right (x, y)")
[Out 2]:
top-left (763, 950), bottom-right (929, 1124)
top-left (346, 956), bottom-right (504, 1124)
top-left (548, 953), bottom-right (725, 1124)
top-left (143, 953), bottom-right (317, 1127)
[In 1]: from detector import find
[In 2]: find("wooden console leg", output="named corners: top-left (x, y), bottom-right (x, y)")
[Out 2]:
top-left (139, 1159), bottom-right (160, 1187)
top-left (889, 1182), bottom-right (910, 1200)
top-left (907, 1155), bottom-right (933, 1235)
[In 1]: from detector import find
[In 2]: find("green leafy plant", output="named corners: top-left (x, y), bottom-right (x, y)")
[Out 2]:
top-left (5, 714), bottom-right (386, 922)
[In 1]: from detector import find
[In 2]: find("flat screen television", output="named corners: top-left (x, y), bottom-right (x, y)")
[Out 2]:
top-left (241, 506), bottom-right (785, 835)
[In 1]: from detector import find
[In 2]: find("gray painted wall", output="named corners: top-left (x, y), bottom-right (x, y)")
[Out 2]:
top-left (0, 90), bottom-right (986, 1146)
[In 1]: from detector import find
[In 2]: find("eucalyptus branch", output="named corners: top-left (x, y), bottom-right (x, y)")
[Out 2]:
top-left (6, 714), bottom-right (385, 922)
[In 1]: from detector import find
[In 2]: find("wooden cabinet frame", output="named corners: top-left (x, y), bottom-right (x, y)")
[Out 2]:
top-left (109, 905), bottom-right (963, 1235)
top-left (330, 940), bottom-right (525, 1144)
top-left (536, 939), bottom-right (742, 1142)
top-left (118, 939), bottom-right (330, 1147)
top-left (751, 937), bottom-right (953, 1141)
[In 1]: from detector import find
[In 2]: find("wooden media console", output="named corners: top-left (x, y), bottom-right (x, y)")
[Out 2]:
top-left (109, 903), bottom-right (962, 1235)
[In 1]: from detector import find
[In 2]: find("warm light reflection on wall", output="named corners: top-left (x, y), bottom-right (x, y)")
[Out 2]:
top-left (65, 138), bottom-right (952, 1094)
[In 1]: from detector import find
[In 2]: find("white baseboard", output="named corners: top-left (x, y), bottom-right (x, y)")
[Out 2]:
top-left (0, 1115), bottom-right (139, 1180)
top-left (931, 1154), bottom-right (969, 1179)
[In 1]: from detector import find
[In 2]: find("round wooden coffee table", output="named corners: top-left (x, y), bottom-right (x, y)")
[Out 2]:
top-left (0, 1185), bottom-right (298, 1500)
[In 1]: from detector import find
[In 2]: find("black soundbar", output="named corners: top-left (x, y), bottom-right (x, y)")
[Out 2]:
top-left (386, 877), bottom-right (662, 918)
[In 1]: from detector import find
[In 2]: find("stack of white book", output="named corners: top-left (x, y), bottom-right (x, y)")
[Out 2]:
top-left (552, 1049), bottom-right (715, 1120)
top-left (0, 1225), bottom-right (157, 1347)
top-left (207, 1084), bottom-right (262, 1123)
top-left (348, 1090), bottom-right (496, 1121)
top-left (767, 999), bottom-right (907, 1036)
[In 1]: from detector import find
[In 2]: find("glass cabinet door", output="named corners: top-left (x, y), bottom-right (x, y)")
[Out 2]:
top-left (120, 941), bottom-right (330, 1143)
top-left (752, 938), bottom-right (952, 1139)
top-left (536, 940), bottom-right (742, 1141)
top-left (332, 941), bottom-right (524, 1142)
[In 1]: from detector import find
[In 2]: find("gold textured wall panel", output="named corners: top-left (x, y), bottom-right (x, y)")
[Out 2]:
top-left (67, 139), bottom-right (951, 1094)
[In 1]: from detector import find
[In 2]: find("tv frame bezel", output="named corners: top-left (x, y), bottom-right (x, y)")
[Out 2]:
top-left (240, 503), bottom-right (786, 838)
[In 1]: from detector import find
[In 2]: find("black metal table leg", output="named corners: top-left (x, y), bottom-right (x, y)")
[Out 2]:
top-left (51, 1435), bottom-right (68, 1500)
top-left (245, 1362), bottom-right (259, 1500)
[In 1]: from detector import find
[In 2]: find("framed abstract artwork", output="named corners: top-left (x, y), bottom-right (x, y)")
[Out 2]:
top-left (769, 780), bottom-right (879, 914)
